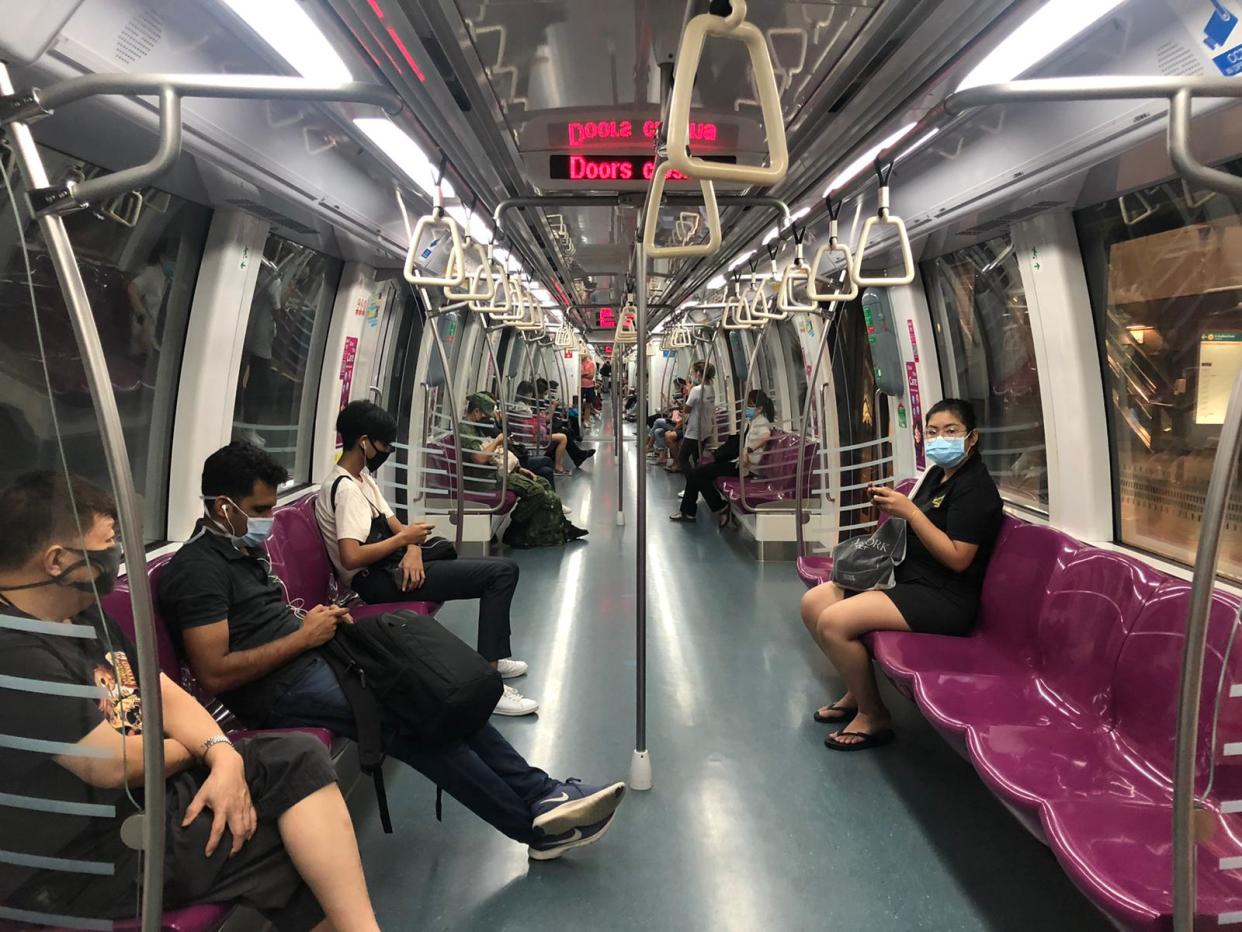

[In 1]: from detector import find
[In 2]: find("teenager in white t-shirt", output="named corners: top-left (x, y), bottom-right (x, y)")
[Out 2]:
top-left (315, 401), bottom-right (537, 717)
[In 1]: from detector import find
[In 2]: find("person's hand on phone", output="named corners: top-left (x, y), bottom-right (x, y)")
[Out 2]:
top-left (298, 604), bottom-right (350, 648)
top-left (869, 484), bottom-right (915, 520)
top-left (400, 523), bottom-right (435, 546)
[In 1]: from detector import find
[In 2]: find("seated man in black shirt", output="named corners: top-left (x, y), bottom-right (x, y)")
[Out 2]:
top-left (159, 443), bottom-right (626, 860)
top-left (0, 471), bottom-right (380, 931)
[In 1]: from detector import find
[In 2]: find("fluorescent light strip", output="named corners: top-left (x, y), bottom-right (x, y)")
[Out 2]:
top-left (728, 250), bottom-right (755, 270)
top-left (957, 0), bottom-right (1128, 92)
top-left (823, 122), bottom-right (919, 196)
top-left (220, 0), bottom-right (353, 84)
top-left (353, 118), bottom-right (455, 201)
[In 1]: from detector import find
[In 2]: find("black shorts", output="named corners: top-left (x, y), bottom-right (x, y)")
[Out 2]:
top-left (879, 566), bottom-right (978, 637)
top-left (582, 387), bottom-right (598, 407)
top-left (157, 731), bottom-right (337, 931)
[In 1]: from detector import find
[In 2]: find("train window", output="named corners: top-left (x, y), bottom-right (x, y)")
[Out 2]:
top-left (1075, 162), bottom-right (1242, 579)
top-left (0, 145), bottom-right (210, 544)
top-left (232, 234), bottom-right (341, 484)
top-left (925, 233), bottom-right (1049, 512)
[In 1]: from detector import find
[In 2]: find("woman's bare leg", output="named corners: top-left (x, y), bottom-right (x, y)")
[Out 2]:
top-left (814, 592), bottom-right (910, 744)
top-left (552, 432), bottom-right (569, 471)
top-left (800, 584), bottom-right (855, 719)
top-left (278, 784), bottom-right (380, 932)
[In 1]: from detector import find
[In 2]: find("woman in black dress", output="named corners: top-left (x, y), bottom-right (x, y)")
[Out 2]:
top-left (800, 399), bottom-right (1004, 751)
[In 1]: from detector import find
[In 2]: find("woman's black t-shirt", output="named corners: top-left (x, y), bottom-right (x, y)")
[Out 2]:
top-left (897, 452), bottom-right (1005, 601)
top-left (0, 603), bottom-right (145, 918)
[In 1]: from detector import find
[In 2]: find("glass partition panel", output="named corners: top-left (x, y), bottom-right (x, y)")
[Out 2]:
top-left (1075, 162), bottom-right (1242, 578)
top-left (925, 232), bottom-right (1048, 511)
top-left (0, 146), bottom-right (211, 544)
top-left (232, 234), bottom-right (340, 484)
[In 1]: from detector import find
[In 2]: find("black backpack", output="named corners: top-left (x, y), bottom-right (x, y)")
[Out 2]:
top-left (323, 611), bottom-right (502, 833)
top-left (329, 610), bottom-right (502, 747)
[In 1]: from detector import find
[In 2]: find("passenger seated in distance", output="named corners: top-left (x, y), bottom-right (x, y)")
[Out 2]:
top-left (670, 388), bottom-right (773, 525)
top-left (159, 444), bottom-right (625, 859)
top-left (317, 403), bottom-right (537, 717)
top-left (460, 393), bottom-right (589, 549)
top-left (510, 380), bottom-right (582, 475)
top-left (0, 472), bottom-right (380, 930)
top-left (800, 399), bottom-right (1003, 751)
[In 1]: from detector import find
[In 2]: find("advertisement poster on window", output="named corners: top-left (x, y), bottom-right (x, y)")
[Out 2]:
top-left (339, 336), bottom-right (358, 410)
top-left (907, 361), bottom-right (925, 470)
top-left (1197, 332), bottom-right (1242, 424)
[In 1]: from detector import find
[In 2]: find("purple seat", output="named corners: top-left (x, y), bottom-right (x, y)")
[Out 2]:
top-left (713, 432), bottom-right (817, 514)
top-left (426, 434), bottom-right (518, 515)
top-left (271, 495), bottom-right (440, 617)
top-left (865, 511), bottom-right (1242, 929)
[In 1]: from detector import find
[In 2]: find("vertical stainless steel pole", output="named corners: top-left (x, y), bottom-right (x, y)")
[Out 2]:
top-left (1172, 368), bottom-right (1242, 931)
top-left (428, 310), bottom-right (466, 551)
top-left (630, 244), bottom-right (652, 790)
top-left (795, 307), bottom-right (835, 558)
top-left (0, 63), bottom-right (166, 932)
top-left (616, 341), bottom-right (625, 526)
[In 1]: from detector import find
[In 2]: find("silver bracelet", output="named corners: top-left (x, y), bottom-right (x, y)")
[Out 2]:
top-left (201, 734), bottom-right (233, 759)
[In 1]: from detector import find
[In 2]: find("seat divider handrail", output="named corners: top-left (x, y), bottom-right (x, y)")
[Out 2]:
top-left (1173, 366), bottom-right (1242, 930)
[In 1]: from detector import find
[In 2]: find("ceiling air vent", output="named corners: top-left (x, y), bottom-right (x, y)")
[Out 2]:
top-left (224, 198), bottom-right (319, 236)
top-left (115, 8), bottom-right (163, 65)
top-left (957, 201), bottom-right (1064, 236)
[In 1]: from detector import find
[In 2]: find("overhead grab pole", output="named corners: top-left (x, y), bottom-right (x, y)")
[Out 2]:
top-left (0, 66), bottom-right (404, 932)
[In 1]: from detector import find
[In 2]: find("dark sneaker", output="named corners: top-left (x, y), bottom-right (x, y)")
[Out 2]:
top-left (565, 524), bottom-right (589, 541)
top-left (529, 812), bottom-right (618, 861)
top-left (531, 779), bottom-right (625, 834)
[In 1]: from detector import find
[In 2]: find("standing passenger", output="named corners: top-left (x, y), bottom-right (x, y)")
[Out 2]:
top-left (678, 361), bottom-right (716, 475)
top-left (799, 399), bottom-right (1003, 750)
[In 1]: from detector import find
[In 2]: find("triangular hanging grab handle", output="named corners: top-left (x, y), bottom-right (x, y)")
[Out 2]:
top-left (776, 246), bottom-right (815, 314)
top-left (852, 186), bottom-right (916, 287)
top-left (471, 254), bottom-right (512, 314)
top-left (444, 239), bottom-right (496, 302)
top-left (615, 307), bottom-right (638, 344)
top-left (665, 1), bottom-right (788, 186)
top-left (642, 161), bottom-right (722, 258)
top-left (404, 209), bottom-right (467, 287)
top-left (809, 220), bottom-right (858, 302)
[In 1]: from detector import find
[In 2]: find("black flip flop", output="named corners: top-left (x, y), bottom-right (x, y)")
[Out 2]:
top-left (813, 704), bottom-right (858, 725)
top-left (824, 728), bottom-right (895, 752)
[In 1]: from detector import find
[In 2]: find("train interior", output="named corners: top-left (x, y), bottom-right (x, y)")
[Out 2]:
top-left (2, 0), bottom-right (1242, 929)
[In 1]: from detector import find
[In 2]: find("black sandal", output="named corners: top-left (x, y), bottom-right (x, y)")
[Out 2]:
top-left (824, 728), bottom-right (895, 752)
top-left (812, 703), bottom-right (858, 725)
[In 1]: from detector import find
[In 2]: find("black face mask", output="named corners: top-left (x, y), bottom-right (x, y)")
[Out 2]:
top-left (363, 439), bottom-right (391, 473)
top-left (3, 544), bottom-right (124, 597)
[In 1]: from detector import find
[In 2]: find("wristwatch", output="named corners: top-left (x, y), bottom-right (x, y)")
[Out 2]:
top-left (201, 734), bottom-right (233, 759)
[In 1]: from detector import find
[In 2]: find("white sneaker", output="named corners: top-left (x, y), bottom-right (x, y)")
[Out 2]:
top-left (562, 505), bottom-right (574, 516)
top-left (494, 685), bottom-right (539, 716)
top-left (496, 658), bottom-right (528, 679)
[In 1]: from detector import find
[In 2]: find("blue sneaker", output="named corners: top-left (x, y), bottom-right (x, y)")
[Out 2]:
top-left (529, 812), bottom-right (617, 861)
top-left (530, 778), bottom-right (626, 835)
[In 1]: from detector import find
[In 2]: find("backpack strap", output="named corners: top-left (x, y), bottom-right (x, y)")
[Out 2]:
top-left (321, 642), bottom-right (394, 834)
top-left (330, 475), bottom-right (348, 510)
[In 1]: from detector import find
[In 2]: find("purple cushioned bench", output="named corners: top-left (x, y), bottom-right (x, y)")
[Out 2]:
top-left (714, 431), bottom-right (818, 514)
top-left (859, 515), bottom-right (1242, 929)
top-left (796, 478), bottom-right (917, 587)
top-left (271, 495), bottom-right (440, 619)
top-left (425, 435), bottom-right (518, 514)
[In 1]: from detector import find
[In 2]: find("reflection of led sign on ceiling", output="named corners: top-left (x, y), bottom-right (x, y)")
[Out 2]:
top-left (550, 154), bottom-right (736, 182)
top-left (565, 119), bottom-right (719, 147)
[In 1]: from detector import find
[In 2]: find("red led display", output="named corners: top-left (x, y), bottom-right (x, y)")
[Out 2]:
top-left (549, 154), bottom-right (736, 183)
top-left (565, 119), bottom-right (718, 147)
top-left (598, 307), bottom-right (616, 328)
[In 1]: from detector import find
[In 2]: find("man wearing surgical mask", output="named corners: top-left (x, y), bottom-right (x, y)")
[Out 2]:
top-left (0, 471), bottom-right (382, 929)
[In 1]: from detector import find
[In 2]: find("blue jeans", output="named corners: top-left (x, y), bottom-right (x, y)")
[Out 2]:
top-left (266, 656), bottom-right (556, 843)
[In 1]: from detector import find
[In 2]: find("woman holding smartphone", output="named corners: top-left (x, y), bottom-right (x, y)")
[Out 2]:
top-left (798, 399), bottom-right (1004, 751)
